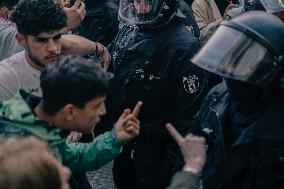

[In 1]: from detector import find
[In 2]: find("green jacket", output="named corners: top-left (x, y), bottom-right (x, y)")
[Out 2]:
top-left (0, 90), bottom-right (123, 173)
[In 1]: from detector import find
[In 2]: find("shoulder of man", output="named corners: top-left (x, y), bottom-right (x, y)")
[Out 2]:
top-left (0, 91), bottom-right (65, 147)
top-left (162, 20), bottom-right (200, 51)
top-left (0, 52), bottom-right (28, 102)
top-left (0, 51), bottom-right (26, 71)
top-left (195, 80), bottom-right (226, 103)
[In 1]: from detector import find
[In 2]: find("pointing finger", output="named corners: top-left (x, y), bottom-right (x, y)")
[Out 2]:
top-left (166, 123), bottom-right (184, 145)
top-left (72, 0), bottom-right (81, 8)
top-left (132, 101), bottom-right (143, 118)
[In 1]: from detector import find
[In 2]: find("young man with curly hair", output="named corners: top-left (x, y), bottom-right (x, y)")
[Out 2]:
top-left (0, 0), bottom-right (110, 102)
top-left (0, 55), bottom-right (142, 189)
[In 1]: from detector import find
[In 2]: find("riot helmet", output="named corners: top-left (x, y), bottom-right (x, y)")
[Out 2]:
top-left (259, 0), bottom-right (284, 13)
top-left (118, 0), bottom-right (180, 28)
top-left (191, 11), bottom-right (284, 88)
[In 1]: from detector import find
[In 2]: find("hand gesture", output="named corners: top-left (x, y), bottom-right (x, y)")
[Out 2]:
top-left (166, 123), bottom-right (206, 173)
top-left (114, 101), bottom-right (143, 143)
top-left (64, 0), bottom-right (86, 30)
top-left (66, 131), bottom-right (82, 142)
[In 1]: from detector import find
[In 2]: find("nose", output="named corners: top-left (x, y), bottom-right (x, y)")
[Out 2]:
top-left (46, 39), bottom-right (58, 52)
top-left (99, 102), bottom-right (106, 116)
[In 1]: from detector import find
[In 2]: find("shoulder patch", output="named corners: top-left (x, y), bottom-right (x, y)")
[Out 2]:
top-left (183, 75), bottom-right (200, 94)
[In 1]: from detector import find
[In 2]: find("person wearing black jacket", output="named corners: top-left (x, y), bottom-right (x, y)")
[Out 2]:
top-left (73, 0), bottom-right (119, 46)
top-left (96, 0), bottom-right (208, 188)
top-left (191, 11), bottom-right (284, 189)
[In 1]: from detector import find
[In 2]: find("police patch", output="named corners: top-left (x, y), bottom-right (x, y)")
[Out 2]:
top-left (183, 75), bottom-right (199, 94)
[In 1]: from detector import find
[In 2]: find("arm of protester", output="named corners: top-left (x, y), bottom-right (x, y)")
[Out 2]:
top-left (166, 123), bottom-right (206, 189)
top-left (61, 0), bottom-right (86, 33)
top-left (192, 1), bottom-right (238, 45)
top-left (191, 0), bottom-right (222, 45)
top-left (63, 101), bottom-right (142, 173)
top-left (60, 34), bottom-right (111, 70)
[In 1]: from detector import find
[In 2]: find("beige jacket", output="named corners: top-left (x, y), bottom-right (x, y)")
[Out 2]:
top-left (192, 0), bottom-right (223, 45)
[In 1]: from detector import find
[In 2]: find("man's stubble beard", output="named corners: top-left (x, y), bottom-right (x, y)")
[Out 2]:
top-left (26, 42), bottom-right (60, 70)
top-left (26, 43), bottom-right (46, 69)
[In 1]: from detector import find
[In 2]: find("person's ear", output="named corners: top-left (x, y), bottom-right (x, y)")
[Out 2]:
top-left (0, 7), bottom-right (10, 20)
top-left (15, 33), bottom-right (26, 47)
top-left (62, 104), bottom-right (76, 121)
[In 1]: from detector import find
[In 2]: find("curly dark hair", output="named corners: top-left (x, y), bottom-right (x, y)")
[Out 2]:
top-left (40, 55), bottom-right (113, 115)
top-left (11, 0), bottom-right (67, 36)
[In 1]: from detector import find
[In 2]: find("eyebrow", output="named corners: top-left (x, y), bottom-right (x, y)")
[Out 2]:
top-left (35, 34), bottom-right (62, 41)
top-left (53, 34), bottom-right (62, 39)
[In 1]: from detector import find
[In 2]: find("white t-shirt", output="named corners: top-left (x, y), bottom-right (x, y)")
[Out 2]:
top-left (0, 51), bottom-right (41, 102)
top-left (0, 18), bottom-right (23, 61)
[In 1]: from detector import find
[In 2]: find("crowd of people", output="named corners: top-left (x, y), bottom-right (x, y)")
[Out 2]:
top-left (0, 0), bottom-right (284, 189)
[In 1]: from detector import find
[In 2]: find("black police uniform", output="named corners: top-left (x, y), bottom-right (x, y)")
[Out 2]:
top-left (193, 82), bottom-right (284, 189)
top-left (106, 16), bottom-right (208, 189)
top-left (73, 0), bottom-right (119, 46)
top-left (190, 11), bottom-right (284, 189)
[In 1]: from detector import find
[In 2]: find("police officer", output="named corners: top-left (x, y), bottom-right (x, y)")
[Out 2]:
top-left (191, 11), bottom-right (284, 189)
top-left (98, 0), bottom-right (208, 188)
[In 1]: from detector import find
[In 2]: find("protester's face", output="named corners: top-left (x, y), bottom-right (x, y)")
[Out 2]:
top-left (71, 95), bottom-right (106, 133)
top-left (22, 30), bottom-right (63, 70)
top-left (134, 0), bottom-right (152, 14)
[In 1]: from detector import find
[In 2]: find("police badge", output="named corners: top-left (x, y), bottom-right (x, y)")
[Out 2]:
top-left (183, 75), bottom-right (199, 94)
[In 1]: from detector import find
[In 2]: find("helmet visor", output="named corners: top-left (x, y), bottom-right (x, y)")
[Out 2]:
top-left (191, 26), bottom-right (279, 85)
top-left (119, 0), bottom-right (164, 25)
top-left (260, 0), bottom-right (284, 13)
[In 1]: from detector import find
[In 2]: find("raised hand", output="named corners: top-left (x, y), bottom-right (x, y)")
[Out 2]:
top-left (64, 0), bottom-right (86, 30)
top-left (114, 101), bottom-right (143, 143)
top-left (166, 123), bottom-right (206, 173)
